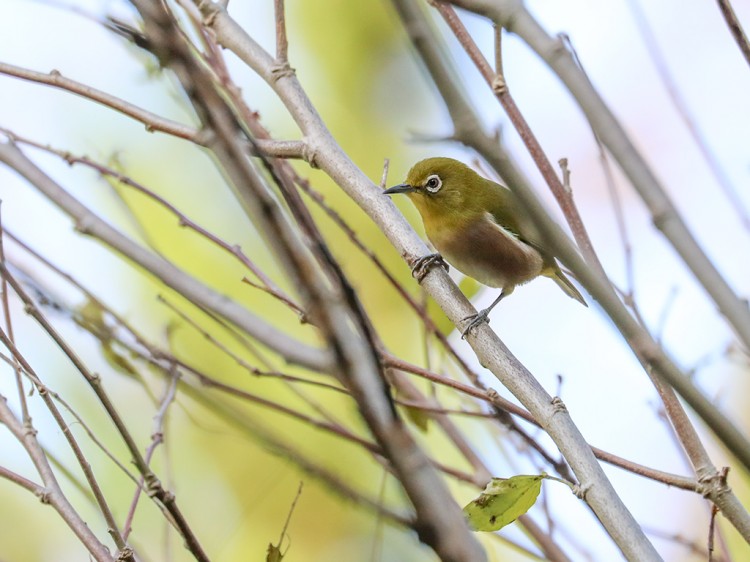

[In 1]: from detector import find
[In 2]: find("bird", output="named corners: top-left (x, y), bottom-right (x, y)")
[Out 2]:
top-left (383, 157), bottom-right (586, 337)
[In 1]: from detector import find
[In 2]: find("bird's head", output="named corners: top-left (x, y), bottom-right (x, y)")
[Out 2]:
top-left (383, 157), bottom-right (484, 223)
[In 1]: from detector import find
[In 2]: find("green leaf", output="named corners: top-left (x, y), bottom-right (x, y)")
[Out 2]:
top-left (463, 475), bottom-right (543, 532)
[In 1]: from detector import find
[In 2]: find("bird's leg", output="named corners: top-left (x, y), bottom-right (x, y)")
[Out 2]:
top-left (460, 290), bottom-right (508, 339)
top-left (410, 252), bottom-right (449, 283)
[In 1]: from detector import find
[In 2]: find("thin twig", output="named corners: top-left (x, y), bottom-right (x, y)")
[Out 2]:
top-left (0, 140), bottom-right (330, 372)
top-left (715, 0), bottom-right (750, 69)
top-left (434, 2), bottom-right (606, 277)
top-left (0, 465), bottom-right (42, 494)
top-left (156, 293), bottom-right (345, 428)
top-left (0, 327), bottom-right (130, 559)
top-left (0, 63), bottom-right (305, 159)
top-left (0, 203), bottom-right (29, 423)
top-left (123, 367), bottom-right (180, 540)
top-left (627, 0), bottom-right (750, 231)
top-left (558, 34), bottom-right (638, 303)
top-left (269, 481), bottom-right (302, 558)
top-left (274, 0), bottom-right (289, 63)
top-left (383, 353), bottom-right (699, 491)
top-left (0, 261), bottom-right (206, 561)
top-left (0, 126), bottom-right (304, 317)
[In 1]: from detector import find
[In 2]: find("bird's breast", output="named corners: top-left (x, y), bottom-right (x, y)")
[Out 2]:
top-left (425, 213), bottom-right (544, 289)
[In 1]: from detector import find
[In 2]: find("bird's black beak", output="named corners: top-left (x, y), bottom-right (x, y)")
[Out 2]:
top-left (383, 183), bottom-right (416, 195)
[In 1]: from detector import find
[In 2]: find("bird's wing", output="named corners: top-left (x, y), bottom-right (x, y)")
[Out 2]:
top-left (486, 184), bottom-right (551, 256)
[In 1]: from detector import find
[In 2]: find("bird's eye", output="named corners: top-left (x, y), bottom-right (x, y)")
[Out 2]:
top-left (425, 174), bottom-right (442, 193)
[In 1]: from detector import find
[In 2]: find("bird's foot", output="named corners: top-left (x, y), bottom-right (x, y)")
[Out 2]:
top-left (460, 309), bottom-right (491, 339)
top-left (410, 253), bottom-right (449, 283)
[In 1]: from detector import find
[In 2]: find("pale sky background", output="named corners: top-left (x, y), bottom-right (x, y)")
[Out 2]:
top-left (0, 0), bottom-right (749, 560)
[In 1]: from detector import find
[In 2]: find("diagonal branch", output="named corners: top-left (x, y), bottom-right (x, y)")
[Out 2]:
top-left (715, 0), bottom-right (750, 69)
top-left (428, 0), bottom-right (750, 543)
top-left (447, 0), bottom-right (750, 353)
top-left (134, 2), bottom-right (487, 560)
top-left (199, 1), bottom-right (659, 559)
top-left (398, 0), bottom-right (750, 479)
top-left (0, 61), bottom-right (306, 158)
top-left (0, 141), bottom-right (331, 373)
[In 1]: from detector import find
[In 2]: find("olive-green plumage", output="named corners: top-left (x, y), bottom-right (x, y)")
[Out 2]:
top-left (384, 157), bottom-right (586, 335)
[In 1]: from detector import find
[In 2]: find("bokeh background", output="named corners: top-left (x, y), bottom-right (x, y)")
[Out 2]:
top-left (0, 0), bottom-right (749, 560)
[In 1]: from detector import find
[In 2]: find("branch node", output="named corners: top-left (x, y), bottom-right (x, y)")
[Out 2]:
top-left (24, 421), bottom-right (38, 437)
top-left (144, 474), bottom-right (161, 497)
top-left (194, 127), bottom-right (215, 147)
top-left (697, 467), bottom-right (731, 499)
top-left (550, 396), bottom-right (568, 416)
top-left (35, 488), bottom-right (52, 504)
top-left (116, 547), bottom-right (135, 561)
top-left (74, 215), bottom-right (95, 235)
top-left (572, 482), bottom-right (591, 500)
top-left (491, 74), bottom-right (508, 95)
top-left (270, 62), bottom-right (296, 83)
top-left (199, 2), bottom-right (221, 28)
top-left (301, 143), bottom-right (319, 168)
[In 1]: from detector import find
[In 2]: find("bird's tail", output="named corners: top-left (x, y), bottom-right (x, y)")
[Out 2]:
top-left (548, 268), bottom-right (587, 307)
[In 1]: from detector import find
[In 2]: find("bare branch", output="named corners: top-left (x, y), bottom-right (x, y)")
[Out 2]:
top-left (433, 1), bottom-right (606, 278)
top-left (134, 3), bottom-right (487, 559)
top-left (715, 0), bottom-right (750, 69)
top-left (0, 364), bottom-right (116, 561)
top-left (0, 62), bottom-right (307, 159)
top-left (447, 0), bottom-right (750, 352)
top-left (0, 204), bottom-right (29, 423)
top-left (274, 0), bottom-right (289, 63)
top-left (439, 0), bottom-right (750, 543)
top-left (197, 2), bottom-right (704, 558)
top-left (0, 141), bottom-right (331, 372)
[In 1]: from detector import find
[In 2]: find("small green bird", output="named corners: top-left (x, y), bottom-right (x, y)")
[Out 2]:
top-left (384, 157), bottom-right (586, 337)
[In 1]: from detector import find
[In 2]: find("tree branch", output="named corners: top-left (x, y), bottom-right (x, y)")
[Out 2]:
top-left (0, 141), bottom-right (331, 373)
top-left (447, 0), bottom-right (750, 352)
top-left (199, 1), bottom-right (662, 558)
top-left (135, 2), bottom-right (486, 559)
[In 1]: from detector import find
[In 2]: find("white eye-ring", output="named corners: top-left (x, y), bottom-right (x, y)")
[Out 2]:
top-left (425, 174), bottom-right (442, 193)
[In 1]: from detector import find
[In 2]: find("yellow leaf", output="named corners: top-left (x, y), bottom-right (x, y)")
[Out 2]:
top-left (463, 475), bottom-right (543, 532)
